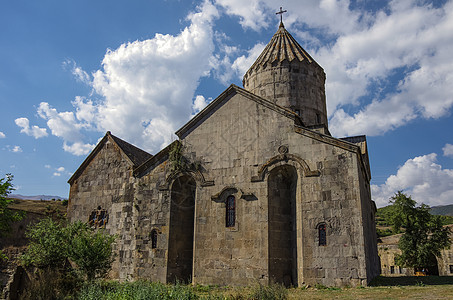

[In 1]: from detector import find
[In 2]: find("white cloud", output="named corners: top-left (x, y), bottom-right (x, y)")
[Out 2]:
top-left (63, 59), bottom-right (91, 84)
top-left (216, 1), bottom-right (453, 138)
top-left (56, 167), bottom-right (65, 172)
top-left (215, 0), bottom-right (271, 31)
top-left (87, 0), bottom-right (218, 153)
top-left (36, 102), bottom-right (95, 156)
top-left (192, 95), bottom-right (209, 114)
top-left (63, 142), bottom-right (95, 156)
top-left (15, 117), bottom-right (48, 139)
top-left (53, 172), bottom-right (61, 177)
top-left (215, 0), bottom-right (362, 34)
top-left (37, 102), bottom-right (83, 142)
top-left (0, 132), bottom-right (5, 138)
top-left (210, 44), bottom-right (239, 85)
top-left (10, 145), bottom-right (22, 153)
top-left (443, 143), bottom-right (453, 157)
top-left (73, 96), bottom-right (97, 126)
top-left (23, 1), bottom-right (453, 157)
top-left (210, 41), bottom-right (265, 85)
top-left (231, 43), bottom-right (265, 79)
top-left (45, 165), bottom-right (51, 169)
top-left (372, 153), bottom-right (453, 208)
top-left (19, 1), bottom-right (220, 156)
top-left (315, 1), bottom-right (453, 136)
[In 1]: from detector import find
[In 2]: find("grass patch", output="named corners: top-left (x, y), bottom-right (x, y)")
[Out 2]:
top-left (20, 276), bottom-right (453, 300)
top-left (78, 280), bottom-right (199, 300)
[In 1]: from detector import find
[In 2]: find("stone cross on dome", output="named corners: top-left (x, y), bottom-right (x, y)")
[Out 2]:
top-left (276, 7), bottom-right (287, 24)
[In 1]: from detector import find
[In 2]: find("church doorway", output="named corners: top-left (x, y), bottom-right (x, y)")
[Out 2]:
top-left (268, 165), bottom-right (298, 287)
top-left (419, 253), bottom-right (439, 276)
top-left (167, 175), bottom-right (196, 283)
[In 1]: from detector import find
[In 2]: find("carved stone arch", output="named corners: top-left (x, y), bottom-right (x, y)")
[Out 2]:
top-left (159, 169), bottom-right (214, 191)
top-left (316, 222), bottom-right (327, 246)
top-left (211, 186), bottom-right (241, 203)
top-left (166, 173), bottom-right (196, 283)
top-left (251, 153), bottom-right (320, 182)
top-left (315, 221), bottom-right (327, 230)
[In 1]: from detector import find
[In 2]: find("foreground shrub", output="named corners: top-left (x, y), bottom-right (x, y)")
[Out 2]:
top-left (19, 218), bottom-right (116, 298)
top-left (22, 218), bottom-right (116, 281)
top-left (20, 268), bottom-right (82, 300)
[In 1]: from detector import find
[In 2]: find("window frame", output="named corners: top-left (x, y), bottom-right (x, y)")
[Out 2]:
top-left (318, 223), bottom-right (327, 246)
top-left (151, 229), bottom-right (158, 249)
top-left (226, 195), bottom-right (236, 227)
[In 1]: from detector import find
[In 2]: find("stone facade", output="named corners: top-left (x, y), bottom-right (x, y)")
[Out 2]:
top-left (378, 227), bottom-right (453, 276)
top-left (68, 23), bottom-right (380, 287)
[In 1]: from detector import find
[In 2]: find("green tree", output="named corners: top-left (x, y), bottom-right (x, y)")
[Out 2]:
top-left (69, 224), bottom-right (116, 280)
top-left (390, 191), bottom-right (451, 271)
top-left (22, 218), bottom-right (69, 268)
top-left (0, 174), bottom-right (24, 233)
top-left (0, 174), bottom-right (24, 260)
top-left (22, 218), bottom-right (116, 280)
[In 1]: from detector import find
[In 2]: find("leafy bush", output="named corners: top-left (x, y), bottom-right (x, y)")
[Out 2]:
top-left (20, 268), bottom-right (81, 300)
top-left (22, 218), bottom-right (68, 268)
top-left (22, 218), bottom-right (116, 281)
top-left (0, 174), bottom-right (24, 237)
top-left (70, 225), bottom-right (116, 280)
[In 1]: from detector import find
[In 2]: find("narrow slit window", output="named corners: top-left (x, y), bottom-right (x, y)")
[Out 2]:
top-left (318, 223), bottom-right (326, 246)
top-left (151, 229), bottom-right (158, 249)
top-left (226, 195), bottom-right (235, 227)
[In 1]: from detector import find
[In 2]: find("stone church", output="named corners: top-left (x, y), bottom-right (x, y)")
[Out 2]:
top-left (67, 20), bottom-right (380, 287)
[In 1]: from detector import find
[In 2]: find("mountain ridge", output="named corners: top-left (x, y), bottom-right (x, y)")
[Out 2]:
top-left (8, 194), bottom-right (67, 201)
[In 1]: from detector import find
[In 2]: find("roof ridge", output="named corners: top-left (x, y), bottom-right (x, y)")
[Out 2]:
top-left (107, 132), bottom-right (152, 167)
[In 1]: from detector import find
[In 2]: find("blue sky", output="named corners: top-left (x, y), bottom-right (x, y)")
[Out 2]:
top-left (1, 0), bottom-right (453, 207)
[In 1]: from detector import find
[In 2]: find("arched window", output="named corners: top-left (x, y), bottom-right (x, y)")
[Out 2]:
top-left (88, 206), bottom-right (108, 228)
top-left (226, 195), bottom-right (235, 227)
top-left (318, 223), bottom-right (326, 246)
top-left (151, 229), bottom-right (158, 249)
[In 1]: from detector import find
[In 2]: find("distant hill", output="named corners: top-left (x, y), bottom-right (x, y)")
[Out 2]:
top-left (430, 204), bottom-right (453, 216)
top-left (6, 198), bottom-right (67, 214)
top-left (376, 203), bottom-right (453, 237)
top-left (8, 194), bottom-right (67, 201)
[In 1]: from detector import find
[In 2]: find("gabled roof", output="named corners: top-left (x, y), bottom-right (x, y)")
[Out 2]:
top-left (176, 84), bottom-right (303, 139)
top-left (134, 140), bottom-right (179, 177)
top-left (109, 133), bottom-right (152, 167)
top-left (68, 131), bottom-right (152, 184)
top-left (245, 22), bottom-right (319, 76)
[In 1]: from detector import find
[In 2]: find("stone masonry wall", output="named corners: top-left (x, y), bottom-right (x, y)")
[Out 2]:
top-left (68, 138), bottom-right (136, 280)
top-left (133, 162), bottom-right (169, 283)
top-left (439, 243), bottom-right (453, 276)
top-left (180, 91), bottom-right (374, 287)
top-left (288, 136), bottom-right (370, 287)
top-left (68, 91), bottom-right (378, 287)
top-left (243, 59), bottom-right (327, 128)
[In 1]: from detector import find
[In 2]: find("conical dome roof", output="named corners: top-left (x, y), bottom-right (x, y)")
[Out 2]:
top-left (243, 21), bottom-right (328, 130)
top-left (246, 22), bottom-right (317, 73)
